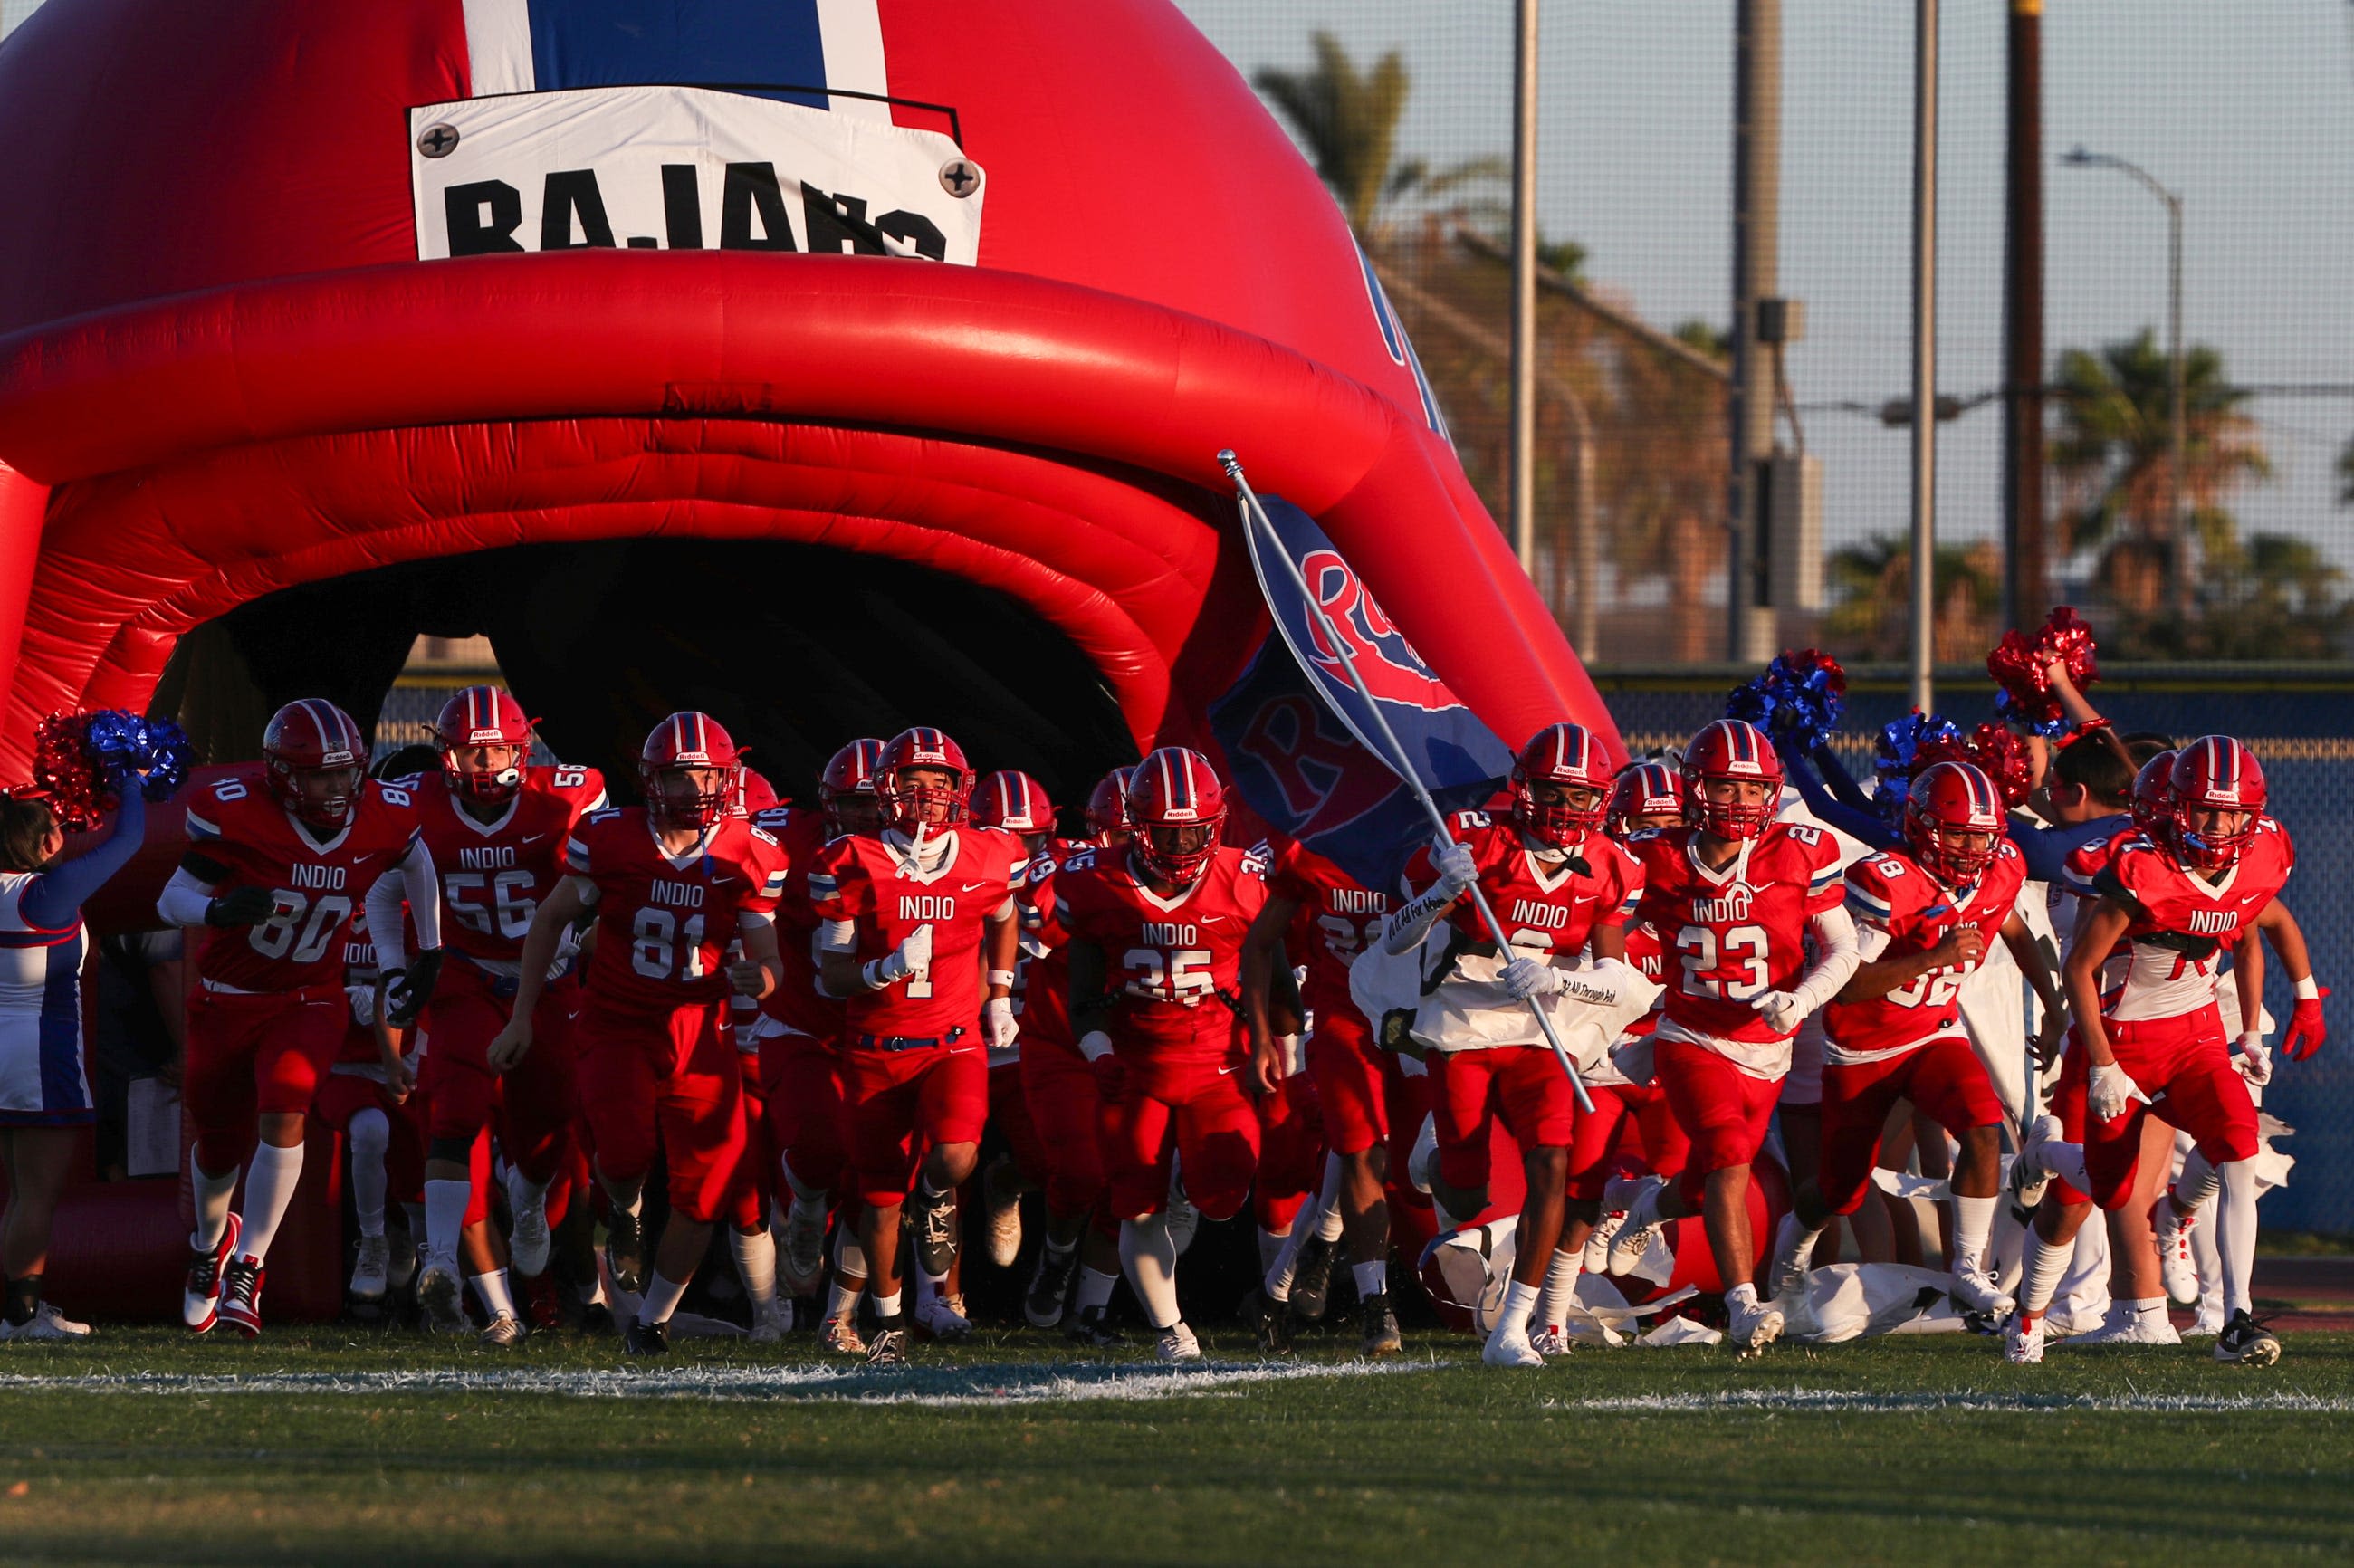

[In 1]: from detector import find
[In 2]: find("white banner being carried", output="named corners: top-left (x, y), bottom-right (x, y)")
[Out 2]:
top-left (408, 84), bottom-right (984, 263)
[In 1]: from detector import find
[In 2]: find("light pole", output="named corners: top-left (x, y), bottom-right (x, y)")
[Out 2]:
top-left (2064, 145), bottom-right (2187, 618)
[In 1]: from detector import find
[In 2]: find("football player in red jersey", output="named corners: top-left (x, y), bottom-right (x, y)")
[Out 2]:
top-left (1246, 832), bottom-right (1402, 1355)
top-left (491, 712), bottom-right (788, 1355)
top-left (1381, 723), bottom-right (1647, 1367)
top-left (813, 727), bottom-right (1023, 1364)
top-left (1619, 719), bottom-right (1857, 1354)
top-left (407, 685), bottom-right (608, 1338)
top-left (1082, 767), bottom-right (1137, 849)
top-left (1765, 762), bottom-right (2063, 1318)
top-left (2012, 737), bottom-right (2318, 1365)
top-left (968, 770), bottom-right (1057, 1280)
top-left (754, 738), bottom-right (881, 1353)
top-left (158, 700), bottom-right (445, 1338)
top-left (1054, 747), bottom-right (1266, 1362)
top-left (310, 906), bottom-right (419, 1313)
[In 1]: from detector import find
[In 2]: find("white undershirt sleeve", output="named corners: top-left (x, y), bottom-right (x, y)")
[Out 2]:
top-left (157, 866), bottom-right (218, 928)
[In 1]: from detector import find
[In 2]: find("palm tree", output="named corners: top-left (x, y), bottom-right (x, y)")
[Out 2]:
top-left (1822, 536), bottom-right (2001, 662)
top-left (1253, 33), bottom-right (1506, 244)
top-left (2049, 330), bottom-right (2270, 618)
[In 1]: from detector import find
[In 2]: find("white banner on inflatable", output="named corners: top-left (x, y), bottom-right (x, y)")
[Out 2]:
top-left (408, 85), bottom-right (984, 263)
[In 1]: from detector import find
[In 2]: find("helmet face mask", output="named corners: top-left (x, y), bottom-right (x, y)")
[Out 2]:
top-left (1085, 768), bottom-right (1135, 848)
top-left (874, 728), bottom-right (973, 835)
top-left (264, 699), bottom-right (368, 829)
top-left (1508, 723), bottom-right (1612, 848)
top-left (2169, 736), bottom-right (2265, 873)
top-left (1127, 748), bottom-right (1226, 886)
top-left (1680, 720), bottom-right (1783, 841)
top-left (1608, 760), bottom-right (1685, 840)
top-left (435, 685), bottom-right (534, 804)
top-left (638, 712), bottom-right (742, 833)
top-left (1903, 761), bottom-right (2005, 887)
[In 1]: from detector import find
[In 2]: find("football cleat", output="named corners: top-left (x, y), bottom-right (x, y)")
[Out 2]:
top-left (479, 1314), bottom-right (527, 1348)
top-left (1726, 1292), bottom-right (1783, 1358)
top-left (1023, 1245), bottom-right (1077, 1329)
top-left (864, 1326), bottom-right (909, 1368)
top-left (981, 1157), bottom-right (1025, 1269)
top-left (603, 1208), bottom-right (646, 1298)
top-left (416, 1264), bottom-right (467, 1334)
top-left (2005, 1314), bottom-right (2046, 1365)
top-left (216, 1257), bottom-right (265, 1340)
top-left (911, 1185), bottom-right (960, 1282)
top-left (2213, 1310), bottom-right (2281, 1366)
top-left (1949, 1263), bottom-right (2017, 1319)
top-left (818, 1315), bottom-right (868, 1357)
top-left (914, 1293), bottom-right (973, 1343)
top-left (622, 1317), bottom-right (669, 1356)
top-left (779, 1206), bottom-right (828, 1297)
top-left (348, 1234), bottom-right (391, 1305)
top-left (2008, 1115), bottom-right (2062, 1215)
top-left (1361, 1292), bottom-right (1403, 1357)
top-left (1609, 1220), bottom-right (1662, 1277)
top-left (1064, 1305), bottom-right (1124, 1349)
top-left (2, 1302), bottom-right (93, 1342)
top-left (1481, 1323), bottom-right (1545, 1369)
top-left (1289, 1234), bottom-right (1335, 1323)
top-left (749, 1296), bottom-right (792, 1344)
top-left (182, 1213), bottom-right (243, 1333)
top-left (579, 1299), bottom-right (616, 1337)
top-left (2059, 1305), bottom-right (2180, 1347)
top-left (1582, 1211), bottom-right (1627, 1274)
top-left (2186, 1307), bottom-right (2226, 1338)
top-left (1528, 1327), bottom-right (1573, 1360)
top-left (2153, 1196), bottom-right (2201, 1305)
top-left (504, 1169), bottom-right (552, 1279)
top-left (1154, 1322), bottom-right (1203, 1363)
top-left (1245, 1289), bottom-right (1292, 1356)
top-left (518, 1269), bottom-right (565, 1334)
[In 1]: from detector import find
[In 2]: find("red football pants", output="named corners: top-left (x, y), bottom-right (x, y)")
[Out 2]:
top-left (185, 986), bottom-right (346, 1171)
top-left (1104, 1057), bottom-right (1261, 1222)
top-left (1430, 1046), bottom-right (1577, 1196)
top-left (1817, 1038), bottom-right (2004, 1214)
top-left (2059, 1005), bottom-right (2255, 1209)
top-left (1019, 1037), bottom-right (1107, 1220)
top-left (837, 1042), bottom-right (989, 1207)
top-left (1654, 1038), bottom-right (1784, 1207)
top-left (573, 999), bottom-right (749, 1226)
top-left (418, 961), bottom-right (578, 1185)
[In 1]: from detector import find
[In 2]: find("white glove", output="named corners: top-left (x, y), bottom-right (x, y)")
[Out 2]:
top-left (1749, 989), bottom-right (1808, 1035)
top-left (984, 995), bottom-right (1019, 1055)
top-left (1499, 956), bottom-right (1566, 1002)
top-left (1077, 1029), bottom-right (1115, 1064)
top-left (345, 984), bottom-right (378, 1028)
top-left (1431, 840), bottom-right (1478, 898)
top-left (2236, 1030), bottom-right (2273, 1087)
top-left (2087, 1059), bottom-right (2148, 1122)
top-left (878, 923), bottom-right (934, 984)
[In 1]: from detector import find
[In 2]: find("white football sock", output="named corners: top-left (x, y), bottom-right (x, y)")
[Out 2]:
top-left (471, 1268), bottom-right (516, 1322)
top-left (2019, 1228), bottom-right (2069, 1318)
top-left (872, 1288), bottom-right (904, 1323)
top-left (732, 1226), bottom-right (778, 1310)
top-left (237, 1141), bottom-right (305, 1263)
top-left (1257, 1226), bottom-right (1289, 1276)
top-left (2173, 1148), bottom-right (2221, 1213)
top-left (1352, 1260), bottom-right (1388, 1299)
top-left (1496, 1278), bottom-right (1539, 1337)
top-left (1535, 1248), bottom-right (1581, 1332)
top-left (825, 1278), bottom-right (861, 1323)
top-left (423, 1178), bottom-right (471, 1274)
top-left (1073, 1266), bottom-right (1117, 1315)
top-left (347, 1108), bottom-right (391, 1239)
top-left (638, 1270), bottom-right (688, 1326)
top-left (2129, 1296), bottom-right (2168, 1327)
top-left (190, 1151), bottom-right (238, 1252)
top-left (1315, 1180), bottom-right (1345, 1244)
top-left (832, 1228), bottom-right (866, 1279)
top-left (1120, 1213), bottom-right (1182, 1330)
top-left (2215, 1158), bottom-right (2261, 1317)
top-left (1953, 1194), bottom-right (1996, 1275)
top-left (505, 1166), bottom-right (551, 1225)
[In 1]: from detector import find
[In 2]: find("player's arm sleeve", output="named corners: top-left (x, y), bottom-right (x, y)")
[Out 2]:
top-left (156, 865), bottom-right (219, 927)
top-left (365, 834), bottom-right (441, 973)
top-left (1787, 904), bottom-right (1862, 1011)
top-left (1382, 844), bottom-right (1458, 955)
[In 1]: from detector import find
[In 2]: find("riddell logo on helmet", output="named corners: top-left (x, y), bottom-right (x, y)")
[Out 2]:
top-left (673, 750), bottom-right (709, 764)
top-left (464, 728), bottom-right (504, 744)
top-left (321, 749), bottom-right (355, 767)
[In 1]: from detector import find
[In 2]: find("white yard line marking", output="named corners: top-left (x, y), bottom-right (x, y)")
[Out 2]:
top-left (0, 1360), bottom-right (1409, 1407)
top-left (1547, 1389), bottom-right (2354, 1414)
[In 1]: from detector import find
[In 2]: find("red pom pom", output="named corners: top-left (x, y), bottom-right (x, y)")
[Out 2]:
top-left (29, 712), bottom-right (112, 832)
top-left (1986, 607), bottom-right (2101, 732)
top-left (1961, 723), bottom-right (2033, 810)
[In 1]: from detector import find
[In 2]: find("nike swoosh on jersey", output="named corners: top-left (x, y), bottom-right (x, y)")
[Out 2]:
top-left (961, 882), bottom-right (992, 892)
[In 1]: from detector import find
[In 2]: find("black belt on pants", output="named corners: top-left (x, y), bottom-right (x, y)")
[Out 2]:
top-left (858, 1026), bottom-right (967, 1053)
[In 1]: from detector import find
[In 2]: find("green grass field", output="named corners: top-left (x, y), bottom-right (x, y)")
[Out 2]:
top-left (2, 1324), bottom-right (2351, 1567)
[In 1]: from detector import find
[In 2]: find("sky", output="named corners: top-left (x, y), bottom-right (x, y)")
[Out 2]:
top-left (1175, 0), bottom-right (2354, 569)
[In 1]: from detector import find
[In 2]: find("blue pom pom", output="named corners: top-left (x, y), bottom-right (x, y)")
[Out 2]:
top-left (1874, 711), bottom-right (1959, 822)
top-left (1995, 690), bottom-right (2071, 741)
top-left (1725, 651), bottom-right (1847, 754)
top-left (78, 709), bottom-right (194, 802)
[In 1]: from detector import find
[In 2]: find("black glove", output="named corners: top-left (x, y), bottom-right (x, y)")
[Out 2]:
top-left (382, 948), bottom-right (445, 1028)
top-left (206, 886), bottom-right (279, 927)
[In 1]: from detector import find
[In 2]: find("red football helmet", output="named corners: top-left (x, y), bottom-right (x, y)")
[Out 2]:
top-left (2129, 750), bottom-right (2177, 837)
top-left (1903, 760), bottom-right (2006, 887)
top-left (876, 726), bottom-right (973, 832)
top-left (433, 684), bottom-right (534, 804)
top-left (638, 712), bottom-right (742, 831)
top-left (1509, 722), bottom-right (1613, 847)
top-left (973, 770), bottom-right (1055, 836)
top-left (1126, 747), bottom-right (1227, 886)
top-left (738, 769), bottom-right (780, 817)
top-left (818, 738), bottom-right (885, 835)
top-left (1608, 761), bottom-right (1685, 840)
top-left (2170, 735), bottom-right (2267, 872)
top-left (1681, 719), bottom-right (1784, 840)
top-left (1084, 767), bottom-right (1136, 846)
top-left (263, 699), bottom-right (368, 828)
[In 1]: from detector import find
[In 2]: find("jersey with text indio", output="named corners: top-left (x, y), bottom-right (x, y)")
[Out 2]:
top-left (1052, 843), bottom-right (1266, 1063)
top-left (1403, 817), bottom-right (1641, 957)
top-left (751, 806), bottom-right (847, 1042)
top-left (811, 827), bottom-right (1025, 1042)
top-left (563, 809), bottom-right (788, 1013)
top-left (1630, 822), bottom-right (1844, 1050)
top-left (1823, 839), bottom-right (2025, 1062)
top-left (186, 770), bottom-right (423, 993)
top-left (2098, 819), bottom-right (2293, 1023)
top-left (409, 765), bottom-right (606, 969)
top-left (1265, 835), bottom-right (1389, 1034)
